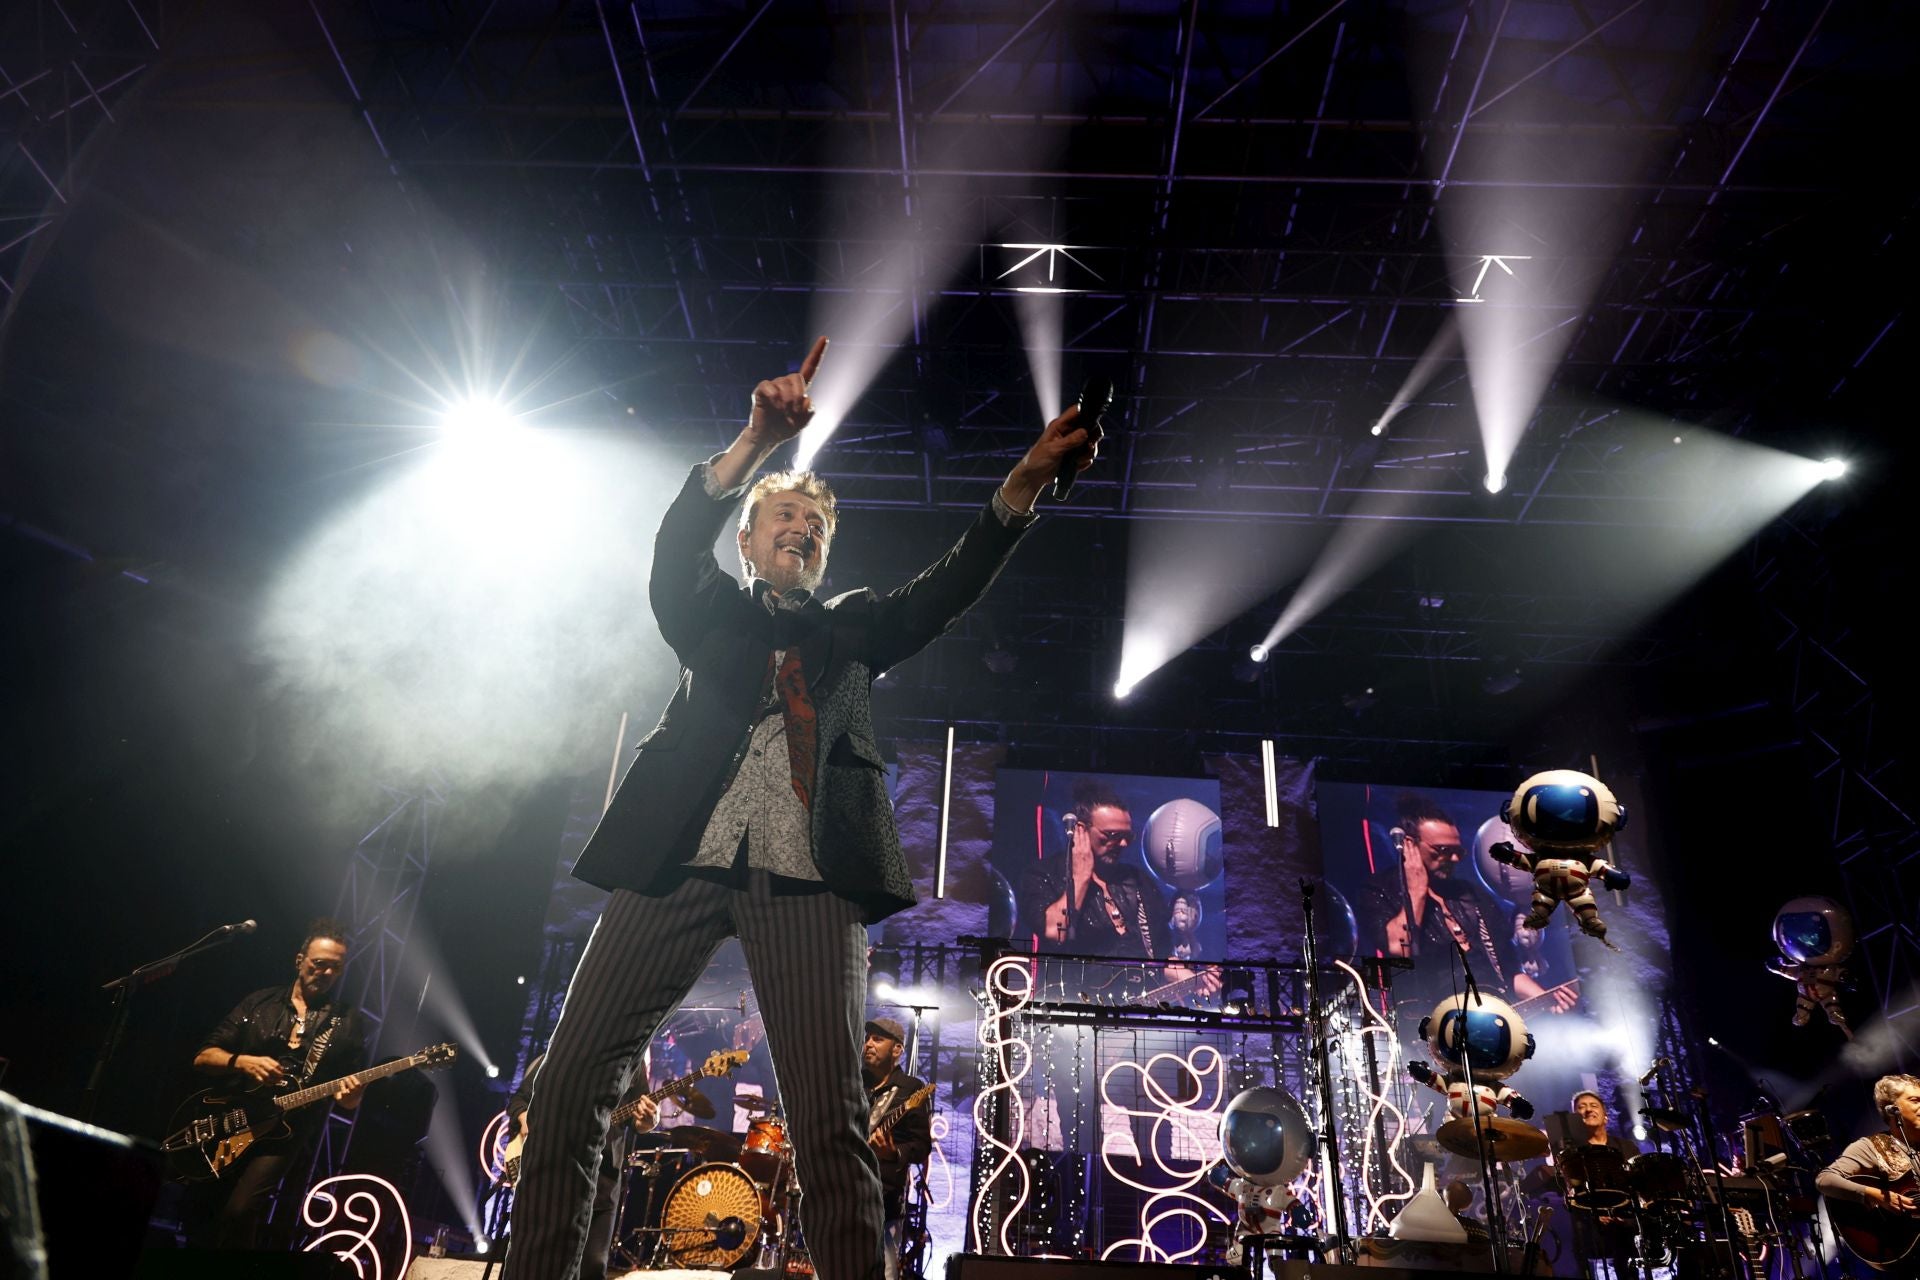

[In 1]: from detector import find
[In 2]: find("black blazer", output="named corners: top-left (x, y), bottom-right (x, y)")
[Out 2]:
top-left (571, 464), bottom-right (1031, 921)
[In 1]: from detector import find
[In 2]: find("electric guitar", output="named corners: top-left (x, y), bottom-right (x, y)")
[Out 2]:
top-left (501, 1048), bottom-right (749, 1185)
top-left (1512, 978), bottom-right (1582, 1015)
top-left (869, 1083), bottom-right (936, 1144)
top-left (162, 1042), bottom-right (457, 1182)
top-left (1825, 1170), bottom-right (1920, 1271)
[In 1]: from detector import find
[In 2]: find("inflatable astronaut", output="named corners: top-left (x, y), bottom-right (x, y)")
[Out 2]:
top-left (1769, 896), bottom-right (1855, 1040)
top-left (1489, 769), bottom-right (1631, 945)
top-left (1407, 992), bottom-right (1537, 1122)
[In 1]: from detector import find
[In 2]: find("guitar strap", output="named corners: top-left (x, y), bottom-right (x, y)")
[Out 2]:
top-left (1870, 1132), bottom-right (1915, 1180)
top-left (295, 1016), bottom-right (339, 1087)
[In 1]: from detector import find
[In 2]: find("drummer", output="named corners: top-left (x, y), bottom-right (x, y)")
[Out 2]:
top-left (1569, 1091), bottom-right (1641, 1162)
top-left (1559, 1091), bottom-right (1641, 1279)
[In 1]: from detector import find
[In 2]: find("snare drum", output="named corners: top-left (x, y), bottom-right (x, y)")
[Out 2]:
top-left (1559, 1143), bottom-right (1632, 1211)
top-left (661, 1162), bottom-right (764, 1270)
top-left (1627, 1151), bottom-right (1691, 1210)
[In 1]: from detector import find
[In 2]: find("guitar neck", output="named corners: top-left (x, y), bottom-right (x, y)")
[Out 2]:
top-left (274, 1053), bottom-right (419, 1112)
top-left (1513, 979), bottom-right (1580, 1012)
top-left (874, 1085), bottom-right (934, 1136)
top-left (614, 1068), bottom-right (712, 1125)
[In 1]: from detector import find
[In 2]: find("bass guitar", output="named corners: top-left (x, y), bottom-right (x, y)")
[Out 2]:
top-left (1826, 1171), bottom-right (1920, 1272)
top-left (162, 1042), bottom-right (457, 1181)
top-left (502, 1048), bottom-right (749, 1186)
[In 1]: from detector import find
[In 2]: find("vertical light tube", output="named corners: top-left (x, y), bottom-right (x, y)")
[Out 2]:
top-left (935, 725), bottom-right (956, 897)
top-left (1262, 738), bottom-right (1280, 828)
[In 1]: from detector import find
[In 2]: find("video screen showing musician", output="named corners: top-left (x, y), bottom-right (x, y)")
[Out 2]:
top-left (506, 1053), bottom-right (660, 1280)
top-left (863, 1017), bottom-right (933, 1280)
top-left (993, 771), bottom-right (1226, 1004)
top-left (182, 918), bottom-right (369, 1249)
top-left (1324, 787), bottom-right (1577, 1016)
top-left (1818, 1072), bottom-right (1920, 1264)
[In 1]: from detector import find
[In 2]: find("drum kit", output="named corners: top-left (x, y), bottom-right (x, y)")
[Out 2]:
top-left (1418, 1099), bottom-right (1839, 1279)
top-left (613, 1097), bottom-right (812, 1274)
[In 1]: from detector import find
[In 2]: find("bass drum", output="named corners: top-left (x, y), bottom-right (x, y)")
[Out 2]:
top-left (661, 1162), bottom-right (763, 1270)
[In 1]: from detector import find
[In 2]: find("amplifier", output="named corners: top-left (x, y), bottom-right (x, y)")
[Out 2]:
top-left (946, 1255), bottom-right (1249, 1280)
top-left (3, 1092), bottom-right (163, 1280)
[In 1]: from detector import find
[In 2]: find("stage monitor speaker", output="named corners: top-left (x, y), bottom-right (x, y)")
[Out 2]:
top-left (403, 1259), bottom-right (492, 1279)
top-left (946, 1255), bottom-right (1249, 1280)
top-left (2, 1091), bottom-right (162, 1280)
top-left (1272, 1262), bottom-right (1511, 1280)
top-left (132, 1250), bottom-right (345, 1279)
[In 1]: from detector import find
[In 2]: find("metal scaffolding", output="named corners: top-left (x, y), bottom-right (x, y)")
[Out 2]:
top-left (293, 777), bottom-right (446, 1203)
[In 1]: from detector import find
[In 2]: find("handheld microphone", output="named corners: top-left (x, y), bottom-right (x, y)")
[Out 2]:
top-left (218, 919), bottom-right (258, 936)
top-left (1051, 376), bottom-right (1114, 502)
top-left (1638, 1057), bottom-right (1668, 1087)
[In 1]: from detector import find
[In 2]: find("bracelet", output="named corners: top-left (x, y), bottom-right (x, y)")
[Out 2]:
top-left (227, 1051), bottom-right (239, 1069)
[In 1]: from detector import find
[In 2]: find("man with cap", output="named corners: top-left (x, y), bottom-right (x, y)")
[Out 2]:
top-left (863, 1017), bottom-right (932, 1280)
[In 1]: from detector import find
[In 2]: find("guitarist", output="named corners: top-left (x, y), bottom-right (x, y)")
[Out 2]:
top-left (1818, 1073), bottom-right (1920, 1269)
top-left (184, 918), bottom-right (368, 1248)
top-left (863, 1018), bottom-right (931, 1280)
top-left (505, 1053), bottom-right (659, 1280)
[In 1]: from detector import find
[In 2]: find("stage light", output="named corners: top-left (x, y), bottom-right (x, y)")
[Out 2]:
top-left (1818, 457), bottom-right (1848, 480)
top-left (515, 975), bottom-right (525, 985)
top-left (869, 946), bottom-right (902, 1001)
top-left (1113, 680), bottom-right (1133, 700)
top-left (1708, 1036), bottom-right (1721, 1047)
top-left (1369, 420), bottom-right (1386, 437)
top-left (476, 1241), bottom-right (491, 1255)
top-left (983, 644), bottom-right (1018, 675)
top-left (1231, 652), bottom-right (1265, 684)
top-left (485, 1064), bottom-right (500, 1079)
top-left (1342, 687), bottom-right (1377, 714)
top-left (440, 396), bottom-right (519, 437)
top-left (1250, 644), bottom-right (1269, 664)
top-left (1484, 471), bottom-right (1507, 494)
top-left (1632, 1124), bottom-right (1648, 1141)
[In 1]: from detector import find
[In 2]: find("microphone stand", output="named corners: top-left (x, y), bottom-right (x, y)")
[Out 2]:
top-left (1448, 944), bottom-right (1507, 1274)
top-left (82, 923), bottom-right (253, 1122)
top-left (1301, 880), bottom-right (1356, 1265)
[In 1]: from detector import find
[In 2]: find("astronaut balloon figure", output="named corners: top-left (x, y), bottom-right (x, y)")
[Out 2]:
top-left (1489, 769), bottom-right (1631, 947)
top-left (1218, 1086), bottom-right (1313, 1256)
top-left (1407, 992), bottom-right (1537, 1123)
top-left (1769, 896), bottom-right (1855, 1040)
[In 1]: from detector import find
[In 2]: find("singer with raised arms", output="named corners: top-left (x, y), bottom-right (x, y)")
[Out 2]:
top-left (503, 337), bottom-right (1102, 1280)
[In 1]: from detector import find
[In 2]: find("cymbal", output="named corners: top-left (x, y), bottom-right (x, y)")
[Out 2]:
top-left (1437, 1116), bottom-right (1550, 1163)
top-left (670, 1088), bottom-right (717, 1121)
top-left (735, 1095), bottom-right (776, 1113)
top-left (672, 1125), bottom-right (742, 1158)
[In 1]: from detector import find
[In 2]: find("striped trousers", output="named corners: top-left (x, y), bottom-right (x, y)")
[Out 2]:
top-left (503, 871), bottom-right (885, 1280)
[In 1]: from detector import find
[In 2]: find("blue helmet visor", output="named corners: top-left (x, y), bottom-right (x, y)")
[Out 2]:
top-left (1776, 912), bottom-right (1832, 963)
top-left (1521, 784), bottom-right (1599, 843)
top-left (1438, 1007), bottom-right (1514, 1066)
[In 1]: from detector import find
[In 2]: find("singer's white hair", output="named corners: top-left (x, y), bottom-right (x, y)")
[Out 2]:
top-left (1873, 1074), bottom-right (1920, 1116)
